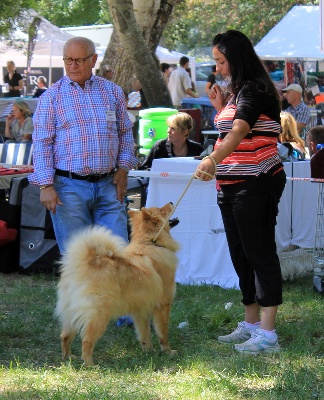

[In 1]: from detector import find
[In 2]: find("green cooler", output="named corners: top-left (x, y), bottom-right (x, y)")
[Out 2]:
top-left (138, 108), bottom-right (178, 155)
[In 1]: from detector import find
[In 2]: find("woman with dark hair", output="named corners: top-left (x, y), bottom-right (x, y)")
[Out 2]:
top-left (195, 30), bottom-right (286, 354)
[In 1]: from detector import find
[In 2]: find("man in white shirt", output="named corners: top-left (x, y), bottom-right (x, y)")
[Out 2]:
top-left (168, 56), bottom-right (199, 108)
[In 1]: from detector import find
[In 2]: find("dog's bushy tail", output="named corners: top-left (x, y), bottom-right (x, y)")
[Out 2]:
top-left (60, 225), bottom-right (127, 274)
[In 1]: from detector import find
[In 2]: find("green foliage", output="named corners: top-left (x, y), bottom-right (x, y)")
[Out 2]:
top-left (0, 0), bottom-right (37, 36)
top-left (163, 0), bottom-right (319, 54)
top-left (0, 0), bottom-right (320, 53)
top-left (35, 0), bottom-right (110, 27)
top-left (0, 0), bottom-right (112, 36)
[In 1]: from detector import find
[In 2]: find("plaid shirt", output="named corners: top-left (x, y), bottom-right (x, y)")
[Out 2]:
top-left (286, 101), bottom-right (311, 126)
top-left (28, 75), bottom-right (138, 185)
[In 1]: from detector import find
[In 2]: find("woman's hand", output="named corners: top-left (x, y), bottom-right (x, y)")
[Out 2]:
top-left (6, 113), bottom-right (14, 124)
top-left (208, 84), bottom-right (225, 111)
top-left (195, 155), bottom-right (217, 181)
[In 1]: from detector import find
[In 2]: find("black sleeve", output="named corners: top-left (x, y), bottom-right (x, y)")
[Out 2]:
top-left (138, 140), bottom-right (167, 170)
top-left (234, 83), bottom-right (263, 129)
top-left (234, 82), bottom-right (280, 128)
top-left (187, 140), bottom-right (203, 156)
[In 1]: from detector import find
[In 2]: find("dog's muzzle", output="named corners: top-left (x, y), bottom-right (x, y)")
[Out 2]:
top-left (169, 217), bottom-right (179, 228)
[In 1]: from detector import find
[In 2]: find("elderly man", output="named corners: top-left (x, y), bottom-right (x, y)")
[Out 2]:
top-left (282, 84), bottom-right (311, 135)
top-left (168, 56), bottom-right (199, 108)
top-left (29, 37), bottom-right (138, 253)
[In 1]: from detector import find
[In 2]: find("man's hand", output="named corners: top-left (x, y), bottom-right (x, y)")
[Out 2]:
top-left (113, 168), bottom-right (128, 203)
top-left (40, 186), bottom-right (62, 214)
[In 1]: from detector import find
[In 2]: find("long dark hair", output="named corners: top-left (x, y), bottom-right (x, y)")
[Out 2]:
top-left (212, 30), bottom-right (279, 99)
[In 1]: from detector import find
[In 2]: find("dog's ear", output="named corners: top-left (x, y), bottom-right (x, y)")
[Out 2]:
top-left (128, 209), bottom-right (140, 223)
top-left (161, 203), bottom-right (173, 215)
top-left (128, 209), bottom-right (137, 218)
top-left (141, 207), bottom-right (152, 220)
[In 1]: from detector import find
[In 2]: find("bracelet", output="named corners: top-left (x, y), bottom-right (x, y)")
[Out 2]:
top-left (39, 184), bottom-right (53, 190)
top-left (202, 155), bottom-right (217, 173)
top-left (118, 166), bottom-right (130, 173)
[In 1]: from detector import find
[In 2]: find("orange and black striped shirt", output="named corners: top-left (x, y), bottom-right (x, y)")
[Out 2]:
top-left (215, 82), bottom-right (283, 184)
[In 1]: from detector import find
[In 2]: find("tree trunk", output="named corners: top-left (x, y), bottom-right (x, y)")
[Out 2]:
top-left (104, 0), bottom-right (183, 108)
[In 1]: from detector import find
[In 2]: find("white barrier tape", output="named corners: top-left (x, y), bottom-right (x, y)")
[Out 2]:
top-left (128, 171), bottom-right (324, 183)
top-left (286, 177), bottom-right (324, 183)
top-left (128, 170), bottom-right (195, 179)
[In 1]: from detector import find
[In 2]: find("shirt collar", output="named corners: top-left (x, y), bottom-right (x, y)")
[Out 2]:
top-left (64, 74), bottom-right (95, 86)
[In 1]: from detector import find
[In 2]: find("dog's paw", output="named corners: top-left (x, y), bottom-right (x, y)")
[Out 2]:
top-left (141, 342), bottom-right (153, 352)
top-left (159, 348), bottom-right (177, 357)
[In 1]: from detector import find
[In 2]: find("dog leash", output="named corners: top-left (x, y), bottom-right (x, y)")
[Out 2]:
top-left (152, 169), bottom-right (215, 243)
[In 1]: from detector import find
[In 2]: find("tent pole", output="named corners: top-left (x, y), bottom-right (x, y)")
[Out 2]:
top-left (49, 40), bottom-right (53, 87)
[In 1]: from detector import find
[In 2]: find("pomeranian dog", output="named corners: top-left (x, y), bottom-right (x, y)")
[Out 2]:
top-left (55, 202), bottom-right (180, 366)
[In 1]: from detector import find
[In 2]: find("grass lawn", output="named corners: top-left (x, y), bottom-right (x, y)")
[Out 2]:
top-left (0, 272), bottom-right (323, 399)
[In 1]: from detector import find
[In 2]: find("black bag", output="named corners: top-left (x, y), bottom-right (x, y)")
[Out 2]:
top-left (5, 177), bottom-right (60, 274)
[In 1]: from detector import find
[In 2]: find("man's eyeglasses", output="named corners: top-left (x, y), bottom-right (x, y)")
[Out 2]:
top-left (63, 54), bottom-right (93, 66)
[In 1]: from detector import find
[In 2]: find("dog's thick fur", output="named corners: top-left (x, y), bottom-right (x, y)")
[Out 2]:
top-left (55, 203), bottom-right (179, 366)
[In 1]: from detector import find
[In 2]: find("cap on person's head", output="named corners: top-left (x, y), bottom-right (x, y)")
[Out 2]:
top-left (282, 84), bottom-right (302, 94)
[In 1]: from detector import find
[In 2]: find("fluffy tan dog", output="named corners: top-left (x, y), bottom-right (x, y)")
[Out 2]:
top-left (55, 203), bottom-right (180, 366)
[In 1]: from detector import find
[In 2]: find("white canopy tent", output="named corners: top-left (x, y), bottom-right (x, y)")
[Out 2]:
top-left (255, 5), bottom-right (324, 60)
top-left (1, 19), bottom-right (196, 91)
top-left (0, 12), bottom-right (75, 90)
top-left (62, 25), bottom-right (196, 83)
top-left (155, 46), bottom-right (196, 83)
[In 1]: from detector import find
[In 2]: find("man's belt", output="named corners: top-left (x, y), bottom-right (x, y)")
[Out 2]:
top-left (55, 168), bottom-right (113, 183)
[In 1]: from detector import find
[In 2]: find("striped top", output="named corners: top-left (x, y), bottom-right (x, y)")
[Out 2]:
top-left (215, 82), bottom-right (283, 184)
top-left (28, 74), bottom-right (138, 186)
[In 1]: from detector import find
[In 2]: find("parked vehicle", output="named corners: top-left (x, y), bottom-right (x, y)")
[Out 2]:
top-left (195, 61), bottom-right (227, 97)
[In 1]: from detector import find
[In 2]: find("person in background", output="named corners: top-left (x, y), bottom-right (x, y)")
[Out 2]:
top-left (195, 30), bottom-right (286, 354)
top-left (4, 60), bottom-right (24, 97)
top-left (4, 101), bottom-right (33, 142)
top-left (279, 111), bottom-right (306, 159)
top-left (32, 76), bottom-right (48, 98)
top-left (186, 67), bottom-right (196, 93)
top-left (100, 64), bottom-right (114, 81)
top-left (282, 84), bottom-right (311, 135)
top-left (28, 36), bottom-right (138, 254)
top-left (161, 63), bottom-right (173, 86)
top-left (131, 76), bottom-right (149, 109)
top-left (205, 65), bottom-right (218, 92)
top-left (139, 112), bottom-right (203, 170)
top-left (168, 56), bottom-right (199, 108)
top-left (306, 125), bottom-right (324, 157)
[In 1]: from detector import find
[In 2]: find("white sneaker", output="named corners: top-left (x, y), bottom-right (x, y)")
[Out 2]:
top-left (218, 322), bottom-right (252, 344)
top-left (234, 328), bottom-right (280, 354)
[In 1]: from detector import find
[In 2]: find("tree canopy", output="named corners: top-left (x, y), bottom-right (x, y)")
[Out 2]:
top-left (163, 0), bottom-right (319, 55)
top-left (0, 0), bottom-right (320, 55)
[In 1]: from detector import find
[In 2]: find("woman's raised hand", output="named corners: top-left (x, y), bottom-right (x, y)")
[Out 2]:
top-left (208, 83), bottom-right (225, 111)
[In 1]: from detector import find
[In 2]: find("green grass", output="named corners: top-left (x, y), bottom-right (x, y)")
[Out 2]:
top-left (0, 273), bottom-right (323, 399)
